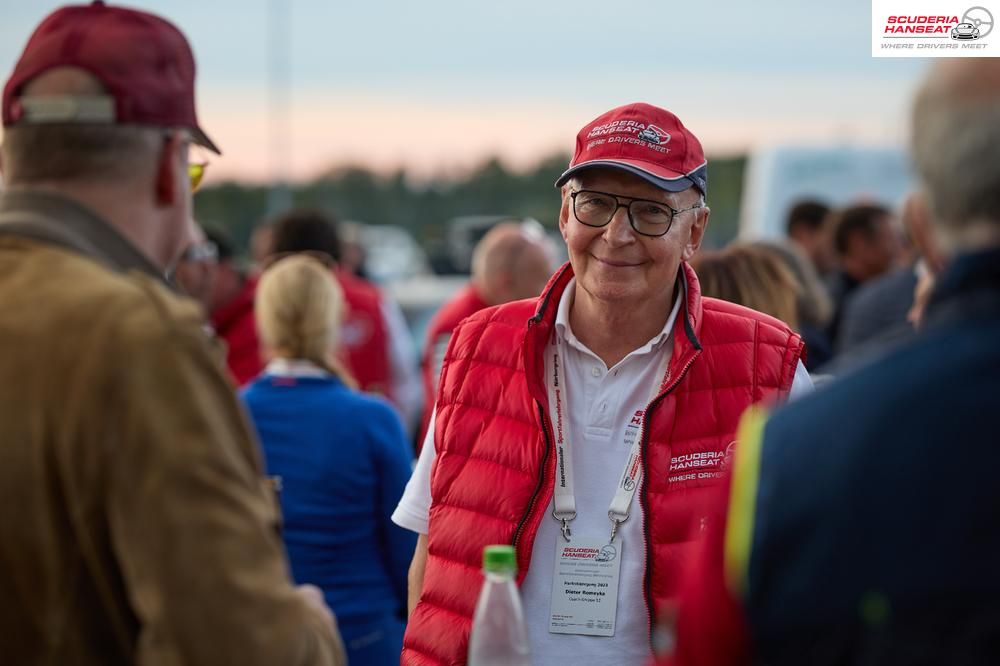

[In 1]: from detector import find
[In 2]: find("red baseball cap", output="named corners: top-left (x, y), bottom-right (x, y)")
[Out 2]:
top-left (2, 1), bottom-right (220, 154)
top-left (555, 102), bottom-right (706, 196)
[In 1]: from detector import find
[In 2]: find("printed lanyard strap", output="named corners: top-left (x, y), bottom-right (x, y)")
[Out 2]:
top-left (547, 334), bottom-right (671, 543)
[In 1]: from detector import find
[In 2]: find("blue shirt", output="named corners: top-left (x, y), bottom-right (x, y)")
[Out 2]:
top-left (242, 371), bottom-right (416, 623)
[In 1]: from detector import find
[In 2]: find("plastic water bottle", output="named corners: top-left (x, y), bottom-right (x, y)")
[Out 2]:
top-left (467, 545), bottom-right (531, 666)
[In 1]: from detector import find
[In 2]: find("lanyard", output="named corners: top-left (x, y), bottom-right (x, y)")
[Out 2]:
top-left (546, 333), bottom-right (672, 543)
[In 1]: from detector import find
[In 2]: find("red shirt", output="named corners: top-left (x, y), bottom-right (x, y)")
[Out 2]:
top-left (417, 283), bottom-right (489, 446)
top-left (211, 275), bottom-right (262, 386)
top-left (335, 269), bottom-right (392, 400)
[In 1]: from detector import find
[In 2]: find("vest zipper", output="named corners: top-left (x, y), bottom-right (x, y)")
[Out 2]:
top-left (511, 400), bottom-right (554, 577)
top-left (641, 350), bottom-right (700, 650)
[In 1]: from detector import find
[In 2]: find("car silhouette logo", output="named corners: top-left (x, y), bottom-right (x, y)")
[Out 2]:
top-left (637, 128), bottom-right (661, 143)
top-left (636, 125), bottom-right (670, 145)
top-left (595, 545), bottom-right (618, 562)
top-left (951, 22), bottom-right (981, 39)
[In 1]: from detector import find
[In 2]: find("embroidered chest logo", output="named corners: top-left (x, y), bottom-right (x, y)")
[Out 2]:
top-left (667, 448), bottom-right (727, 485)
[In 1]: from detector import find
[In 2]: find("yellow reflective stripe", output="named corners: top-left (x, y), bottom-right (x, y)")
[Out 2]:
top-left (723, 406), bottom-right (768, 599)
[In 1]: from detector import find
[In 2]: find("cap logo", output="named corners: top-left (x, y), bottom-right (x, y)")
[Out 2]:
top-left (585, 119), bottom-right (671, 154)
top-left (638, 124), bottom-right (670, 145)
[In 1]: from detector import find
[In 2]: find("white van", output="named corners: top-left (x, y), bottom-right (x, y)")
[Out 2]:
top-left (739, 146), bottom-right (915, 240)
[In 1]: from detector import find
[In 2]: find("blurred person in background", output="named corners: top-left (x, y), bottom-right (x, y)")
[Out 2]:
top-left (825, 203), bottom-right (902, 348)
top-left (173, 221), bottom-right (217, 311)
top-left (0, 3), bottom-right (342, 664)
top-left (667, 57), bottom-right (1000, 666)
top-left (785, 199), bottom-right (835, 277)
top-left (394, 103), bottom-right (810, 666)
top-left (822, 195), bottom-right (925, 375)
top-left (242, 255), bottom-right (415, 665)
top-left (269, 208), bottom-right (422, 431)
top-left (417, 219), bottom-right (556, 446)
top-left (338, 220), bottom-right (370, 279)
top-left (206, 227), bottom-right (262, 385)
top-left (250, 221), bottom-right (275, 272)
top-left (752, 241), bottom-right (834, 371)
top-left (691, 244), bottom-right (800, 331)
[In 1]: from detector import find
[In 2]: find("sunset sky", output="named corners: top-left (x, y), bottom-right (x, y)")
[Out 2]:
top-left (0, 0), bottom-right (930, 184)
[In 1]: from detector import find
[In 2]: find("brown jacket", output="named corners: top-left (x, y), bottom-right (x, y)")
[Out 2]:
top-left (0, 191), bottom-right (345, 665)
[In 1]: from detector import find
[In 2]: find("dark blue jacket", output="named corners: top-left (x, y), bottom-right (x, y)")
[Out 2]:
top-left (748, 248), bottom-right (1000, 665)
top-left (241, 373), bottom-right (416, 624)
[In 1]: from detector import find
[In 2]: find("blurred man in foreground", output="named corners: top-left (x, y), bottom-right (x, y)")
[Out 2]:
top-left (669, 58), bottom-right (1000, 666)
top-left (394, 102), bottom-right (809, 665)
top-left (417, 219), bottom-right (555, 445)
top-left (0, 3), bottom-right (343, 664)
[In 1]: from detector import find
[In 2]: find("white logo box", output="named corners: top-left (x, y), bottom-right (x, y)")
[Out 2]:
top-left (872, 0), bottom-right (998, 57)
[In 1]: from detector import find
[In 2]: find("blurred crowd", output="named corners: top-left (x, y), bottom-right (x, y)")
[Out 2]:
top-left (1, 4), bottom-right (998, 666)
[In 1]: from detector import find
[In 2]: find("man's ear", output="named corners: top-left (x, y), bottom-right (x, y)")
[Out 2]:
top-left (155, 132), bottom-right (183, 207)
top-left (558, 188), bottom-right (572, 243)
top-left (682, 206), bottom-right (710, 262)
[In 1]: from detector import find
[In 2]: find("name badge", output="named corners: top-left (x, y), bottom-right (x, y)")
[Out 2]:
top-left (548, 536), bottom-right (622, 637)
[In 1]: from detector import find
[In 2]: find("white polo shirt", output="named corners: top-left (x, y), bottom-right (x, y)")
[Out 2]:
top-left (393, 280), bottom-right (812, 665)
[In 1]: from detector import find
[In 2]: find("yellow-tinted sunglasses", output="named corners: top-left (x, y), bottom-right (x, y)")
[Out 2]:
top-left (189, 162), bottom-right (209, 192)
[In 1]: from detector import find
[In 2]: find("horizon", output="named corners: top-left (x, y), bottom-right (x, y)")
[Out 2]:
top-left (0, 1), bottom-right (930, 185)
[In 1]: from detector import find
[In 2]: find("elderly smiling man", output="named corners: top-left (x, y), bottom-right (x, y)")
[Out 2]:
top-left (393, 102), bottom-right (811, 665)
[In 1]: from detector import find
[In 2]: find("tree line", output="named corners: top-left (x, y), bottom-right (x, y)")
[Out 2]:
top-left (193, 152), bottom-right (746, 258)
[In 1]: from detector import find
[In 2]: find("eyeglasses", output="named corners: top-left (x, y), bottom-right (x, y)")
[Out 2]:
top-left (189, 162), bottom-right (208, 192)
top-left (164, 130), bottom-right (209, 193)
top-left (570, 189), bottom-right (704, 237)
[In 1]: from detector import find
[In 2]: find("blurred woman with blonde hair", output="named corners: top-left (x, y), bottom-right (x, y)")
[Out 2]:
top-left (692, 244), bottom-right (801, 330)
top-left (242, 254), bottom-right (415, 665)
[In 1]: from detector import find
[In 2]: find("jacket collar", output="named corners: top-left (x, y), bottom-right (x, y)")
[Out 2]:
top-left (0, 189), bottom-right (166, 283)
top-left (523, 261), bottom-right (704, 405)
top-left (925, 246), bottom-right (1000, 330)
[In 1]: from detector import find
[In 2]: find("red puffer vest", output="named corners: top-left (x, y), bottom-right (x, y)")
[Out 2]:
top-left (402, 263), bottom-right (804, 666)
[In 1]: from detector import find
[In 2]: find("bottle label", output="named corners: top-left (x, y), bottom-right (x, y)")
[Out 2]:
top-left (548, 535), bottom-right (622, 637)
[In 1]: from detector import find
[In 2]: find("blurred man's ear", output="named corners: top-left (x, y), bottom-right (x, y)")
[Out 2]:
top-left (682, 206), bottom-right (710, 262)
top-left (904, 191), bottom-right (946, 275)
top-left (155, 132), bottom-right (185, 207)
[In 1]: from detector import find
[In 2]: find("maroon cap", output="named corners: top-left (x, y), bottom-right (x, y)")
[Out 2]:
top-left (3, 1), bottom-right (219, 154)
top-left (555, 102), bottom-right (706, 196)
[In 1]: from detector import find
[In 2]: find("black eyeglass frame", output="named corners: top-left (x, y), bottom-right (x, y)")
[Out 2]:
top-left (569, 188), bottom-right (704, 238)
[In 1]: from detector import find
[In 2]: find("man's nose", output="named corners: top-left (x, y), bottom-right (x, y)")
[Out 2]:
top-left (601, 206), bottom-right (636, 246)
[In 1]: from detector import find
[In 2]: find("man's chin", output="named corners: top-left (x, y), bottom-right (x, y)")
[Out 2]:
top-left (579, 281), bottom-right (644, 306)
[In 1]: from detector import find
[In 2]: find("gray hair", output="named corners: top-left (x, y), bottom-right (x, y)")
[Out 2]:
top-left (562, 175), bottom-right (705, 206)
top-left (1, 124), bottom-right (162, 185)
top-left (911, 65), bottom-right (1000, 248)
